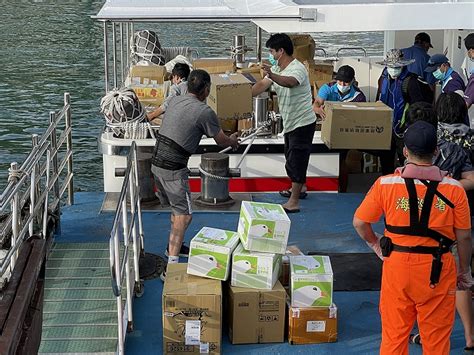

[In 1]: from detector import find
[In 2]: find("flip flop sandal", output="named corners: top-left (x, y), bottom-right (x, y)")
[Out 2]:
top-left (409, 333), bottom-right (421, 345)
top-left (464, 346), bottom-right (474, 354)
top-left (279, 189), bottom-right (308, 199)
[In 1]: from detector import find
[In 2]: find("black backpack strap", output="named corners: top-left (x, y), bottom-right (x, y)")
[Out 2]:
top-left (418, 179), bottom-right (455, 209)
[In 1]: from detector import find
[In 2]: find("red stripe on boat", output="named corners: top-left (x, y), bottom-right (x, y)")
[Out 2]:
top-left (188, 177), bottom-right (338, 192)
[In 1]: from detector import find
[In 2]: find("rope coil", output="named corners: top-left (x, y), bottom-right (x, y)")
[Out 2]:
top-left (198, 164), bottom-right (231, 180)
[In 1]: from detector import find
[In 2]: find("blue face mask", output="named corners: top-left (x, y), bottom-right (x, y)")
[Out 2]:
top-left (433, 68), bottom-right (445, 81)
top-left (268, 53), bottom-right (278, 66)
top-left (337, 84), bottom-right (351, 94)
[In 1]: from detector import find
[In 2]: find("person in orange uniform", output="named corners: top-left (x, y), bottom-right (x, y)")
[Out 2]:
top-left (353, 120), bottom-right (473, 355)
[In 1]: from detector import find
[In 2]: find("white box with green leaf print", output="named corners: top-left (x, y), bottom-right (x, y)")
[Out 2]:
top-left (237, 201), bottom-right (290, 255)
top-left (231, 243), bottom-right (282, 290)
top-left (290, 255), bottom-right (333, 307)
top-left (187, 227), bottom-right (240, 281)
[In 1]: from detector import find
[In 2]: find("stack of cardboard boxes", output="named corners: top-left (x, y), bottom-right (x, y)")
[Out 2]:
top-left (162, 200), bottom-right (340, 353)
top-left (288, 255), bottom-right (338, 344)
top-left (129, 64), bottom-right (170, 108)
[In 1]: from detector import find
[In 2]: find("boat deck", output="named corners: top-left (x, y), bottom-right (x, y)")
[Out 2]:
top-left (52, 192), bottom-right (469, 354)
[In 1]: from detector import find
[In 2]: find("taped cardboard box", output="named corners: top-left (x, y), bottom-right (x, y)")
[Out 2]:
top-left (279, 246), bottom-right (304, 288)
top-left (163, 264), bottom-right (221, 354)
top-left (231, 243), bottom-right (282, 290)
top-left (130, 64), bottom-right (167, 84)
top-left (289, 34), bottom-right (316, 64)
top-left (237, 65), bottom-right (263, 83)
top-left (237, 201), bottom-right (291, 254)
top-left (321, 102), bottom-right (393, 150)
top-left (290, 255), bottom-right (333, 307)
top-left (131, 81), bottom-right (170, 107)
top-left (208, 73), bottom-right (253, 121)
top-left (193, 59), bottom-right (236, 74)
top-left (187, 227), bottom-right (240, 281)
top-left (304, 61), bottom-right (334, 85)
top-left (288, 303), bottom-right (338, 345)
top-left (227, 281), bottom-right (286, 344)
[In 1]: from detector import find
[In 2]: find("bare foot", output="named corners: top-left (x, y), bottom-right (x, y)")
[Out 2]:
top-left (282, 202), bottom-right (299, 211)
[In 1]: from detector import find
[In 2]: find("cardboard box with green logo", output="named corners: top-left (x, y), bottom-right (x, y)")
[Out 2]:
top-left (187, 227), bottom-right (240, 281)
top-left (231, 244), bottom-right (282, 290)
top-left (237, 201), bottom-right (291, 254)
top-left (290, 255), bottom-right (333, 307)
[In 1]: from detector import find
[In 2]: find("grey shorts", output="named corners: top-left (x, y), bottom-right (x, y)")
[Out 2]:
top-left (151, 166), bottom-right (192, 215)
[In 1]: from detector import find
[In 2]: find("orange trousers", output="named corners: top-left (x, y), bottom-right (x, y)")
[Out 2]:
top-left (379, 251), bottom-right (457, 355)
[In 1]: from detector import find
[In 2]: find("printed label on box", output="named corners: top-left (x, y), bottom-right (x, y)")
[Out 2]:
top-left (306, 320), bottom-right (326, 332)
top-left (185, 320), bottom-right (201, 346)
top-left (199, 342), bottom-right (209, 354)
top-left (291, 308), bottom-right (300, 318)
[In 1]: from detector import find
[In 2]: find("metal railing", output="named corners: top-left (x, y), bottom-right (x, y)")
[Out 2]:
top-left (0, 93), bottom-right (74, 279)
top-left (109, 141), bottom-right (145, 355)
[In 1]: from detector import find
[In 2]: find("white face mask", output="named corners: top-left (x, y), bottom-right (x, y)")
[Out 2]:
top-left (387, 67), bottom-right (403, 78)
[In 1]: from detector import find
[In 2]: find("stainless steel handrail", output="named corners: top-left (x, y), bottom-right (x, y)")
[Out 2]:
top-left (0, 93), bottom-right (74, 278)
top-left (336, 47), bottom-right (368, 58)
top-left (108, 140), bottom-right (144, 355)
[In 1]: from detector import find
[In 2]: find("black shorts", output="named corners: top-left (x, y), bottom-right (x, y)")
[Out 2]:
top-left (284, 121), bottom-right (316, 184)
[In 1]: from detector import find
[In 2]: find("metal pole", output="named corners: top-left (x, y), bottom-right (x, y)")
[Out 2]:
top-left (120, 23), bottom-right (125, 83)
top-left (133, 147), bottom-right (145, 253)
top-left (9, 162), bottom-right (19, 270)
top-left (114, 228), bottom-right (124, 355)
top-left (64, 93), bottom-right (74, 205)
top-left (121, 194), bottom-right (133, 332)
top-left (42, 151), bottom-right (51, 238)
top-left (256, 25), bottom-right (262, 63)
top-left (129, 157), bottom-right (140, 291)
top-left (126, 23), bottom-right (130, 69)
top-left (49, 111), bottom-right (60, 215)
top-left (103, 22), bottom-right (110, 93)
top-left (112, 22), bottom-right (118, 89)
top-left (29, 135), bottom-right (38, 237)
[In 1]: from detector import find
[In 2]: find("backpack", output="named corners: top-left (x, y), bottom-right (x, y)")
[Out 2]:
top-left (434, 140), bottom-right (470, 180)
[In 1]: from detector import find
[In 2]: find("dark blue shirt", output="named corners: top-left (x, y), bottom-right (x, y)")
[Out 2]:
top-left (402, 44), bottom-right (435, 84)
top-left (442, 70), bottom-right (466, 94)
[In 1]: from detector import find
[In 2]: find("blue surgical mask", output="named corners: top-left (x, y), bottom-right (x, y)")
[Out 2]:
top-left (433, 68), bottom-right (445, 81)
top-left (387, 67), bottom-right (402, 78)
top-left (337, 84), bottom-right (351, 94)
top-left (268, 53), bottom-right (278, 66)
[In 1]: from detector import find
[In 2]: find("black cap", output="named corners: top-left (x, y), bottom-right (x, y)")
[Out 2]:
top-left (465, 33), bottom-right (474, 51)
top-left (404, 120), bottom-right (437, 154)
top-left (415, 32), bottom-right (433, 48)
top-left (334, 65), bottom-right (355, 82)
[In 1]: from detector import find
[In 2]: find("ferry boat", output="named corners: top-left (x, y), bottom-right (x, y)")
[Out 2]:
top-left (0, 1), bottom-right (473, 354)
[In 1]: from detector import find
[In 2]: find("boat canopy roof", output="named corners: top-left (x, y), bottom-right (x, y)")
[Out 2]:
top-left (94, 0), bottom-right (474, 32)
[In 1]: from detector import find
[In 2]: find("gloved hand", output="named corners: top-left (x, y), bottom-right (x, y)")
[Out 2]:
top-left (457, 271), bottom-right (474, 291)
top-left (366, 237), bottom-right (384, 261)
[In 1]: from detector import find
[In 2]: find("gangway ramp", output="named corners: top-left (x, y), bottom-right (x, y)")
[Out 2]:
top-left (39, 242), bottom-right (121, 354)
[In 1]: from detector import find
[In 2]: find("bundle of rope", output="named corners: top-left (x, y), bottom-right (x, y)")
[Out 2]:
top-left (100, 88), bottom-right (146, 137)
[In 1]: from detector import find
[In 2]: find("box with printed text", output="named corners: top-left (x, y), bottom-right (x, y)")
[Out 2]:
top-left (237, 201), bottom-right (290, 255)
top-left (187, 227), bottom-right (240, 281)
top-left (290, 255), bottom-right (333, 308)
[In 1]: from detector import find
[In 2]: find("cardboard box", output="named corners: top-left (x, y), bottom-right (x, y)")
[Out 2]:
top-left (304, 61), bottom-right (334, 91)
top-left (288, 303), bottom-right (338, 345)
top-left (193, 58), bottom-right (236, 74)
top-left (187, 227), bottom-right (240, 281)
top-left (237, 65), bottom-right (263, 83)
top-left (290, 255), bottom-right (333, 307)
top-left (231, 244), bottom-right (282, 290)
top-left (321, 102), bottom-right (393, 150)
top-left (279, 246), bottom-right (304, 287)
top-left (208, 73), bottom-right (253, 121)
top-left (131, 81), bottom-right (170, 107)
top-left (238, 118), bottom-right (253, 133)
top-left (289, 34), bottom-right (316, 64)
top-left (237, 201), bottom-right (290, 254)
top-left (227, 281), bottom-right (286, 344)
top-left (163, 264), bottom-right (221, 354)
top-left (130, 64), bottom-right (167, 84)
top-left (218, 119), bottom-right (238, 135)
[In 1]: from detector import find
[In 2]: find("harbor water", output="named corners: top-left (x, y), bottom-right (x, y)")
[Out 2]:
top-left (0, 1), bottom-right (384, 191)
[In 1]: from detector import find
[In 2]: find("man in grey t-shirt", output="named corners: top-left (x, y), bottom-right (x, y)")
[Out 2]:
top-left (151, 69), bottom-right (239, 280)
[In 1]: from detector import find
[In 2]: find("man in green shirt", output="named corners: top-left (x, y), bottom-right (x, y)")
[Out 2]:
top-left (252, 33), bottom-right (316, 213)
